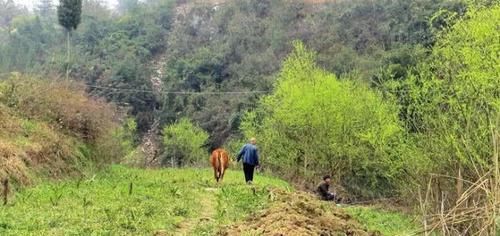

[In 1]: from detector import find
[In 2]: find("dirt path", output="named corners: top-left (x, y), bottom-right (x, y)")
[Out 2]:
top-left (175, 187), bottom-right (219, 235)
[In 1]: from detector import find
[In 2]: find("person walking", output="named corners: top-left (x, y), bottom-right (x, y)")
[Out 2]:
top-left (236, 137), bottom-right (260, 184)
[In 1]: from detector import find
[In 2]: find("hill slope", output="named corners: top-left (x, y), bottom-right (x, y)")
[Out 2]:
top-left (0, 76), bottom-right (127, 187)
top-left (0, 166), bottom-right (420, 235)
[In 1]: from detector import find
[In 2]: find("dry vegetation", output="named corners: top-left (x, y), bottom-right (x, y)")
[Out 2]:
top-left (419, 130), bottom-right (499, 235)
top-left (0, 74), bottom-right (125, 187)
top-left (221, 189), bottom-right (376, 236)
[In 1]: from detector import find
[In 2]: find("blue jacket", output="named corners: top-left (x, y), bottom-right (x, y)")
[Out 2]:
top-left (237, 144), bottom-right (259, 166)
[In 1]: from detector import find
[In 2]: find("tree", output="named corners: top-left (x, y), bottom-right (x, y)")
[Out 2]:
top-left (57, 0), bottom-right (82, 79)
top-left (390, 5), bottom-right (500, 233)
top-left (160, 0), bottom-right (466, 148)
top-left (37, 0), bottom-right (54, 17)
top-left (117, 0), bottom-right (139, 14)
top-left (0, 0), bottom-right (27, 34)
top-left (162, 118), bottom-right (209, 167)
top-left (241, 42), bottom-right (417, 198)
top-left (82, 0), bottom-right (111, 19)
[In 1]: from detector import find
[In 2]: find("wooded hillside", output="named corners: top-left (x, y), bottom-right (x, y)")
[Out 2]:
top-left (0, 0), bottom-right (498, 234)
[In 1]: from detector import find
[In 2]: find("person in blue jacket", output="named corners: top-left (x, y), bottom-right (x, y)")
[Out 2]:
top-left (236, 137), bottom-right (260, 184)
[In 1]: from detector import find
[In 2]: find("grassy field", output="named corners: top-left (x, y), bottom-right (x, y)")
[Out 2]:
top-left (344, 206), bottom-right (421, 236)
top-left (0, 165), bottom-right (420, 235)
top-left (0, 165), bottom-right (290, 235)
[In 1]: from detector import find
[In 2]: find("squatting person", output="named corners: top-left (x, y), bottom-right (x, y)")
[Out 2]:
top-left (317, 175), bottom-right (337, 201)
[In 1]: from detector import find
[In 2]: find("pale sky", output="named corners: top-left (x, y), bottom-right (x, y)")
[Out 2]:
top-left (15, 0), bottom-right (119, 11)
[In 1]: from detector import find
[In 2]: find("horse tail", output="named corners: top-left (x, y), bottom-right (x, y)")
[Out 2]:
top-left (217, 150), bottom-right (222, 172)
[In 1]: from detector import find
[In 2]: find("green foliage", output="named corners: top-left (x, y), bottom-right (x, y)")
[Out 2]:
top-left (387, 4), bottom-right (499, 184)
top-left (1, 0), bottom-right (176, 132)
top-left (162, 118), bottom-right (209, 166)
top-left (0, 166), bottom-right (290, 235)
top-left (118, 0), bottom-right (140, 13)
top-left (0, 15), bottom-right (61, 72)
top-left (118, 118), bottom-right (138, 150)
top-left (37, 0), bottom-right (54, 17)
top-left (0, 0), bottom-right (467, 146)
top-left (78, 0), bottom-right (174, 131)
top-left (223, 137), bottom-right (246, 162)
top-left (159, 0), bottom-right (467, 147)
top-left (0, 0), bottom-right (28, 29)
top-left (381, 4), bottom-right (499, 233)
top-left (57, 0), bottom-right (82, 31)
top-left (241, 42), bottom-right (417, 198)
top-left (344, 206), bottom-right (420, 235)
top-left (95, 118), bottom-right (139, 165)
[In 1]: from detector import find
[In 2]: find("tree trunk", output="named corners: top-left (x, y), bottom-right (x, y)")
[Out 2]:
top-left (304, 153), bottom-right (307, 178)
top-left (171, 150), bottom-right (176, 168)
top-left (456, 164), bottom-right (463, 201)
top-left (66, 30), bottom-right (71, 80)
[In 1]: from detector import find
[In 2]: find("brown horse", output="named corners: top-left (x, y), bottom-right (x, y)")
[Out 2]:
top-left (210, 148), bottom-right (229, 183)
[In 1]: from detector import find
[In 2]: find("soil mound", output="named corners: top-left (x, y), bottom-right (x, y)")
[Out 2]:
top-left (220, 189), bottom-right (377, 236)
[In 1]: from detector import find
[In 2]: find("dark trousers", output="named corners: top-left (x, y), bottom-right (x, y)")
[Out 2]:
top-left (243, 163), bottom-right (255, 182)
top-left (324, 193), bottom-right (336, 201)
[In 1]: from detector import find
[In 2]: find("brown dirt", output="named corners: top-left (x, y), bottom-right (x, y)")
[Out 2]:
top-left (219, 189), bottom-right (377, 236)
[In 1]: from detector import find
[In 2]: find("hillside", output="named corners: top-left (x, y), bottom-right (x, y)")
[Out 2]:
top-left (0, 0), bottom-right (467, 148)
top-left (0, 0), bottom-right (498, 235)
top-left (0, 75), bottom-right (131, 186)
top-left (0, 166), bottom-right (418, 235)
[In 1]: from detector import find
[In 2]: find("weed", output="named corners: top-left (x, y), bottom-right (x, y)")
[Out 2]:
top-left (344, 206), bottom-right (420, 236)
top-left (173, 206), bottom-right (189, 217)
top-left (0, 166), bottom-right (419, 235)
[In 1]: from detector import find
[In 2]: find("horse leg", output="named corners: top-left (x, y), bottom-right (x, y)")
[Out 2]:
top-left (214, 169), bottom-right (219, 182)
top-left (220, 167), bottom-right (225, 182)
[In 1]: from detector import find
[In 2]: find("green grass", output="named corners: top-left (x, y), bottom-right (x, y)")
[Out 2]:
top-left (0, 165), bottom-right (424, 235)
top-left (0, 165), bottom-right (290, 235)
top-left (344, 205), bottom-right (421, 236)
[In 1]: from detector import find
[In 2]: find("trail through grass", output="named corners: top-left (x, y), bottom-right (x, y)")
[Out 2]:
top-left (0, 165), bottom-right (289, 235)
top-left (175, 187), bottom-right (217, 235)
top-left (0, 165), bottom-right (421, 235)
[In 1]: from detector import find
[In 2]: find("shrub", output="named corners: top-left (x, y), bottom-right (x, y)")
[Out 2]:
top-left (387, 5), bottom-right (500, 234)
top-left (162, 118), bottom-right (209, 166)
top-left (0, 74), bottom-right (132, 185)
top-left (0, 74), bottom-right (119, 142)
top-left (241, 42), bottom-right (420, 198)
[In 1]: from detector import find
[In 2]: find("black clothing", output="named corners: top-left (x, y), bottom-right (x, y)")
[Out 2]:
top-left (243, 163), bottom-right (255, 182)
top-left (317, 182), bottom-right (335, 201)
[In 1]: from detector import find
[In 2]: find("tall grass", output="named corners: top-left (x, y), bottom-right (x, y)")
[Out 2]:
top-left (0, 166), bottom-right (290, 235)
top-left (419, 128), bottom-right (500, 235)
top-left (344, 206), bottom-right (421, 236)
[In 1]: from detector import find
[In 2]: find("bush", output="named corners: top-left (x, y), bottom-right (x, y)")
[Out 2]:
top-left (386, 3), bottom-right (499, 189)
top-left (0, 74), bottom-right (118, 142)
top-left (385, 5), bottom-right (500, 233)
top-left (94, 118), bottom-right (138, 165)
top-left (241, 42), bottom-right (419, 198)
top-left (0, 74), bottom-right (133, 185)
top-left (162, 118), bottom-right (209, 166)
